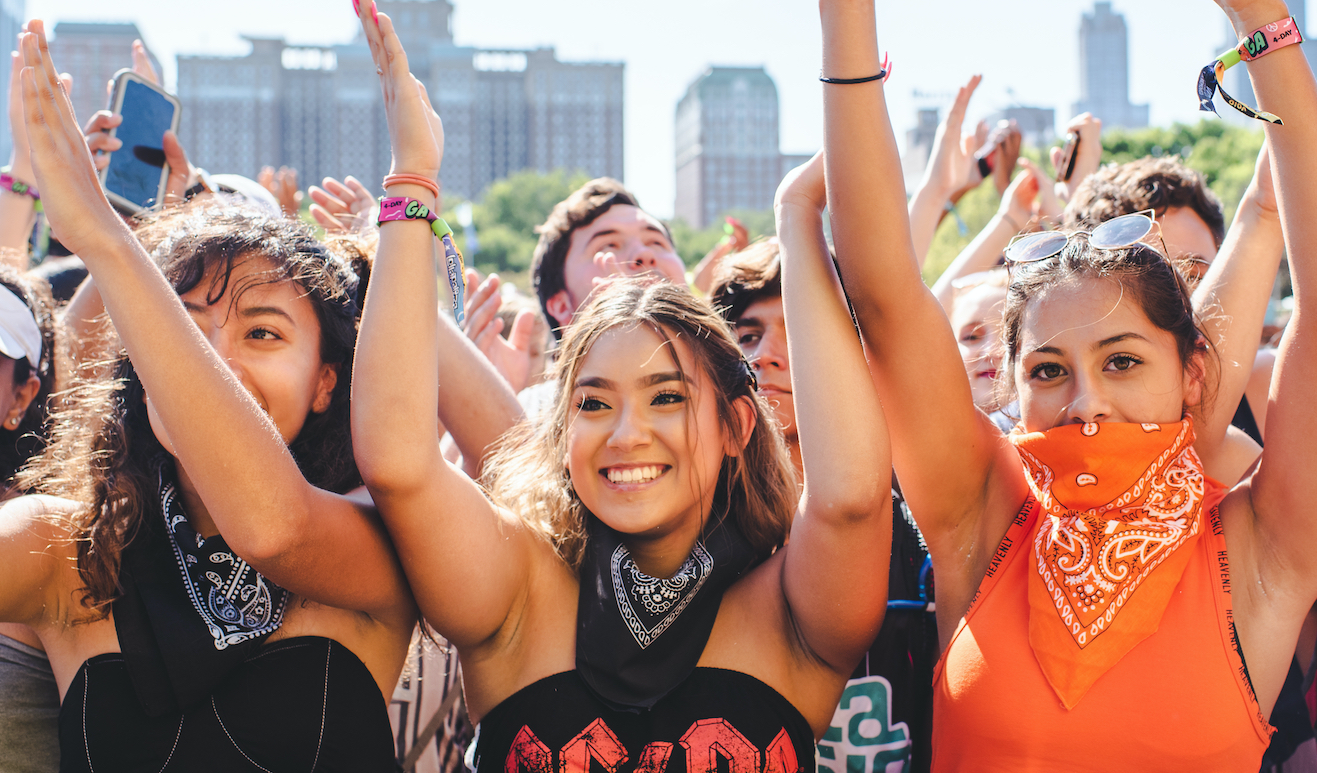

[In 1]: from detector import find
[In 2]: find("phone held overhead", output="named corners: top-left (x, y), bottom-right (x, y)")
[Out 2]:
top-left (100, 69), bottom-right (180, 214)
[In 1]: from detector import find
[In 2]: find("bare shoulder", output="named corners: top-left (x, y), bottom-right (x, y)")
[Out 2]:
top-left (0, 494), bottom-right (84, 548)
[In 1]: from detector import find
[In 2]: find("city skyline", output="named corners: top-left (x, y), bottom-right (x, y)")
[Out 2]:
top-left (28, 0), bottom-right (1260, 220)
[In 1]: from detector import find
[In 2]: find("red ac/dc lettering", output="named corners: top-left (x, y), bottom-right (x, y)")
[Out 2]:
top-left (504, 719), bottom-right (799, 773)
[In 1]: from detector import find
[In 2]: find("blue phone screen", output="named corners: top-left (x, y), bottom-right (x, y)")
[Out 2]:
top-left (103, 79), bottom-right (175, 210)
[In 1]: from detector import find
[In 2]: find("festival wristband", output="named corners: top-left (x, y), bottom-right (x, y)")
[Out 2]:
top-left (377, 196), bottom-right (467, 324)
top-left (1197, 17), bottom-right (1302, 125)
top-left (0, 169), bottom-right (41, 213)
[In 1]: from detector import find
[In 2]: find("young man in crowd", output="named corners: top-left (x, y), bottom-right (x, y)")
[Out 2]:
top-left (710, 242), bottom-right (938, 773)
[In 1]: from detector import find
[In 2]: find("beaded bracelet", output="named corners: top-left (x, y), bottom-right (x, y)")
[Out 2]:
top-left (383, 173), bottom-right (440, 199)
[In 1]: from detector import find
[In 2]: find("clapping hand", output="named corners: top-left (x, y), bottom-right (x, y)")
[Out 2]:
top-left (358, 1), bottom-right (441, 183)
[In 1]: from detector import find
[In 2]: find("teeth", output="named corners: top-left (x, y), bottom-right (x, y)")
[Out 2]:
top-left (607, 465), bottom-right (662, 484)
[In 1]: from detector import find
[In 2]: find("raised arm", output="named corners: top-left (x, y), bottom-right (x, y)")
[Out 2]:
top-left (18, 22), bottom-right (411, 622)
top-left (1229, 0), bottom-right (1317, 596)
top-left (1191, 143), bottom-right (1282, 476)
top-left (349, 6), bottom-right (539, 649)
top-left (820, 0), bottom-right (1026, 558)
top-left (776, 152), bottom-right (890, 673)
top-left (930, 159), bottom-right (1045, 312)
top-left (906, 74), bottom-right (981, 267)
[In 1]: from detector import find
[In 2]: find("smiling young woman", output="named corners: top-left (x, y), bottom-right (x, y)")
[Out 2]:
top-left (820, 0), bottom-right (1317, 768)
top-left (0, 21), bottom-right (417, 770)
top-left (351, 2), bottom-right (892, 762)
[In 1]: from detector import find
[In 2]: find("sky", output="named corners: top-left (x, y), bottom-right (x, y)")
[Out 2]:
top-left (28, 0), bottom-right (1246, 219)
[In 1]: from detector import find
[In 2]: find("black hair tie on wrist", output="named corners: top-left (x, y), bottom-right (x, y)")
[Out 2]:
top-left (819, 69), bottom-right (886, 85)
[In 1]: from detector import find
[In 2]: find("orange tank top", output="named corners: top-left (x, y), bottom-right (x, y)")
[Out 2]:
top-left (932, 494), bottom-right (1273, 771)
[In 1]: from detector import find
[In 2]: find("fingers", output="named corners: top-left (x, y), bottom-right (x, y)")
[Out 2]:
top-left (308, 184), bottom-right (350, 214)
top-left (507, 309), bottom-right (536, 353)
top-left (258, 165), bottom-right (276, 192)
top-left (343, 176), bottom-right (375, 212)
top-left (310, 203), bottom-right (348, 233)
top-left (162, 130), bottom-right (191, 204)
top-left (321, 176), bottom-right (355, 205)
top-left (946, 73), bottom-right (981, 128)
top-left (132, 39), bottom-right (159, 85)
top-left (462, 273), bottom-right (502, 338)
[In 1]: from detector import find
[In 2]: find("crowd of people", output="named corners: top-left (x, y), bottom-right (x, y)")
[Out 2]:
top-left (0, 0), bottom-right (1314, 770)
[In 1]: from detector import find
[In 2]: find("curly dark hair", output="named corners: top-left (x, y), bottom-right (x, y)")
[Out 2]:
top-left (709, 240), bottom-right (781, 325)
top-left (20, 201), bottom-right (370, 612)
top-left (1065, 157), bottom-right (1226, 249)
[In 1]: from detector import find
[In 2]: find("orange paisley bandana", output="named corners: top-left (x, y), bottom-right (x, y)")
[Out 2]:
top-left (1009, 418), bottom-right (1223, 709)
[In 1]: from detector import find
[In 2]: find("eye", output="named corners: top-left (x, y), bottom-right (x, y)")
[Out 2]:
top-left (652, 390), bottom-right (686, 406)
top-left (737, 331), bottom-right (761, 348)
top-left (248, 327), bottom-right (282, 341)
top-left (1105, 354), bottom-right (1143, 372)
top-left (575, 395), bottom-right (609, 412)
top-left (959, 330), bottom-right (983, 344)
top-left (1029, 362), bottom-right (1065, 381)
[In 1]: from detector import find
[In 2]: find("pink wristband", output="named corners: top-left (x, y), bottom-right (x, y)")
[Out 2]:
top-left (1237, 17), bottom-right (1303, 62)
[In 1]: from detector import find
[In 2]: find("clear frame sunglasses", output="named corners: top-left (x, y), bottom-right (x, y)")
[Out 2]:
top-left (1004, 210), bottom-right (1169, 265)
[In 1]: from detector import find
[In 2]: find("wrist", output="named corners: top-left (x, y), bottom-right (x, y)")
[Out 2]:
top-left (1225, 1), bottom-right (1292, 38)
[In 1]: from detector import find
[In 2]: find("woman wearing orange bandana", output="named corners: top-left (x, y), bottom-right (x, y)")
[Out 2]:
top-left (819, 0), bottom-right (1317, 768)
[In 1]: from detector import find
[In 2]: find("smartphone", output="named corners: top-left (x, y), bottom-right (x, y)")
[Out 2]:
top-left (100, 70), bottom-right (181, 214)
top-left (1055, 132), bottom-right (1080, 183)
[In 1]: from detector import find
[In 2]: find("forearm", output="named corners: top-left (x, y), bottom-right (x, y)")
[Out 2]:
top-left (931, 213), bottom-right (1016, 311)
top-left (435, 307), bottom-right (524, 467)
top-left (353, 186), bottom-right (446, 492)
top-left (0, 157), bottom-right (36, 258)
top-left (779, 204), bottom-right (888, 514)
top-left (1193, 191), bottom-right (1283, 441)
top-left (908, 179), bottom-right (952, 269)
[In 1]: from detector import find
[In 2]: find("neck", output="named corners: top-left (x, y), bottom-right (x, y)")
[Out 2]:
top-left (623, 526), bottom-right (702, 580)
top-left (174, 462), bottom-right (220, 539)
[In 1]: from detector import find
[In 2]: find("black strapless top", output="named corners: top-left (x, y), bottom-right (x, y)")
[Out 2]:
top-left (470, 668), bottom-right (814, 773)
top-left (59, 636), bottom-right (396, 772)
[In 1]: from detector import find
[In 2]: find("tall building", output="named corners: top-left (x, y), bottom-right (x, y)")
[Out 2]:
top-left (176, 0), bottom-right (623, 200)
top-left (1071, 2), bottom-right (1148, 129)
top-left (900, 107), bottom-right (940, 192)
top-left (674, 66), bottom-right (796, 228)
top-left (48, 22), bottom-right (162, 133)
top-left (1217, 1), bottom-right (1313, 126)
top-left (986, 106), bottom-right (1055, 147)
top-left (0, 0), bottom-right (22, 161)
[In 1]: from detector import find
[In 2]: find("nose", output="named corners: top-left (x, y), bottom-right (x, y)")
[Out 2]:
top-left (619, 240), bottom-right (658, 274)
top-left (751, 327), bottom-right (788, 373)
top-left (607, 401), bottom-right (652, 453)
top-left (205, 327), bottom-right (249, 385)
top-left (1063, 370), bottom-right (1112, 426)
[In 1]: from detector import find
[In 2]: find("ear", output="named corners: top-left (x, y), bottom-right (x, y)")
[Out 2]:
top-left (725, 395), bottom-right (758, 457)
top-left (312, 363), bottom-right (339, 414)
top-left (545, 290), bottom-right (574, 328)
top-left (1183, 348), bottom-right (1206, 409)
top-left (2, 374), bottom-right (40, 429)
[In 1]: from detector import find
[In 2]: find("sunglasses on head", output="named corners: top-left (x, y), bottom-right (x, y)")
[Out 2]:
top-left (1004, 210), bottom-right (1169, 265)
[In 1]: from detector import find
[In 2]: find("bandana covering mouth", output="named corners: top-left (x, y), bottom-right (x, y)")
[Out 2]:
top-left (1009, 418), bottom-right (1225, 709)
top-left (575, 509), bottom-right (768, 711)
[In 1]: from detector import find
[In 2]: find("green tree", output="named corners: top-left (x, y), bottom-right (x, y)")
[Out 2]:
top-left (668, 209), bottom-right (777, 267)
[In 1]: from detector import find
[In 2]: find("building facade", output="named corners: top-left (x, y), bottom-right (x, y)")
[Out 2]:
top-left (177, 0), bottom-right (623, 200)
top-left (1071, 2), bottom-right (1148, 129)
top-left (0, 0), bottom-right (21, 161)
top-left (47, 21), bottom-right (162, 141)
top-left (675, 66), bottom-right (798, 229)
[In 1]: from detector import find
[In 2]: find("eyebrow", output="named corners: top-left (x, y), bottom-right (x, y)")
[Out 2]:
top-left (183, 301), bottom-right (297, 326)
top-left (574, 370), bottom-right (684, 391)
top-left (734, 316), bottom-right (763, 329)
top-left (1025, 332), bottom-right (1149, 358)
top-left (586, 223), bottom-right (670, 247)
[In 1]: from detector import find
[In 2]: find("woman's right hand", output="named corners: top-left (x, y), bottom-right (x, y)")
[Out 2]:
top-left (357, 1), bottom-right (441, 181)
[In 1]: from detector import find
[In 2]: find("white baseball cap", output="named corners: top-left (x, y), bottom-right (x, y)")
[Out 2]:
top-left (0, 284), bottom-right (42, 369)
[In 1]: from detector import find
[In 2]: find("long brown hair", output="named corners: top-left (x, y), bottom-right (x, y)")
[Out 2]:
top-left (19, 201), bottom-right (370, 613)
top-left (484, 279), bottom-right (797, 571)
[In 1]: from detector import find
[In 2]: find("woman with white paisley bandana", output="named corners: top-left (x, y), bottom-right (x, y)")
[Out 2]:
top-left (822, 0), bottom-right (1317, 769)
top-left (0, 20), bottom-right (418, 771)
top-left (352, 0), bottom-right (892, 763)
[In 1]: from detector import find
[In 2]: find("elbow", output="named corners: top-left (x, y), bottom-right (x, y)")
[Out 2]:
top-left (808, 474), bottom-right (890, 526)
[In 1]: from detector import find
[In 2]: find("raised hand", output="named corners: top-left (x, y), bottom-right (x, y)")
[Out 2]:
top-left (309, 175), bottom-right (376, 233)
top-left (461, 269), bottom-right (534, 392)
top-left (19, 21), bottom-right (132, 261)
top-left (259, 165), bottom-right (304, 218)
top-left (1052, 112), bottom-right (1102, 202)
top-left (922, 74), bottom-right (983, 197)
top-left (358, 2), bottom-right (441, 181)
top-left (777, 150), bottom-right (826, 216)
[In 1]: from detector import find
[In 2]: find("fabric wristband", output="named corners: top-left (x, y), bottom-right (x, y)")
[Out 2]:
top-left (377, 196), bottom-right (467, 324)
top-left (0, 169), bottom-right (41, 213)
top-left (1198, 17), bottom-right (1303, 125)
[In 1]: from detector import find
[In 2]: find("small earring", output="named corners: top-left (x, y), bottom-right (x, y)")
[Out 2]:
top-left (6, 417), bottom-right (18, 428)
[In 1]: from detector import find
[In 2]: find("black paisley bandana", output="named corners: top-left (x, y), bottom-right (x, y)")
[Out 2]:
top-left (113, 458), bottom-right (289, 715)
top-left (576, 509), bottom-right (768, 711)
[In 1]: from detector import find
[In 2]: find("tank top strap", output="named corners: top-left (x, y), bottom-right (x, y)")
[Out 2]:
top-left (1200, 482), bottom-right (1276, 746)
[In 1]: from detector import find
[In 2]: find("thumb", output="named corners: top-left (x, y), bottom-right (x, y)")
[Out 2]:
top-left (508, 309), bottom-right (537, 354)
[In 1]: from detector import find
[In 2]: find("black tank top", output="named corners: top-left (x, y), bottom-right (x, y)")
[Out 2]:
top-left (59, 636), bottom-right (396, 772)
top-left (471, 668), bottom-right (814, 773)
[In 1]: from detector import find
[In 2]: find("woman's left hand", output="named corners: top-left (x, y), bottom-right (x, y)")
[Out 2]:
top-left (19, 21), bottom-right (132, 260)
top-left (358, 2), bottom-right (442, 181)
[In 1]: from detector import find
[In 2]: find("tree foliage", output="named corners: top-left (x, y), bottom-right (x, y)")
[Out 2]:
top-left (668, 209), bottom-right (777, 267)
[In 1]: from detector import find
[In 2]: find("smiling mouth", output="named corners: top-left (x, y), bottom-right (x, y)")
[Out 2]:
top-left (758, 385), bottom-right (792, 396)
top-left (603, 465), bottom-right (668, 486)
